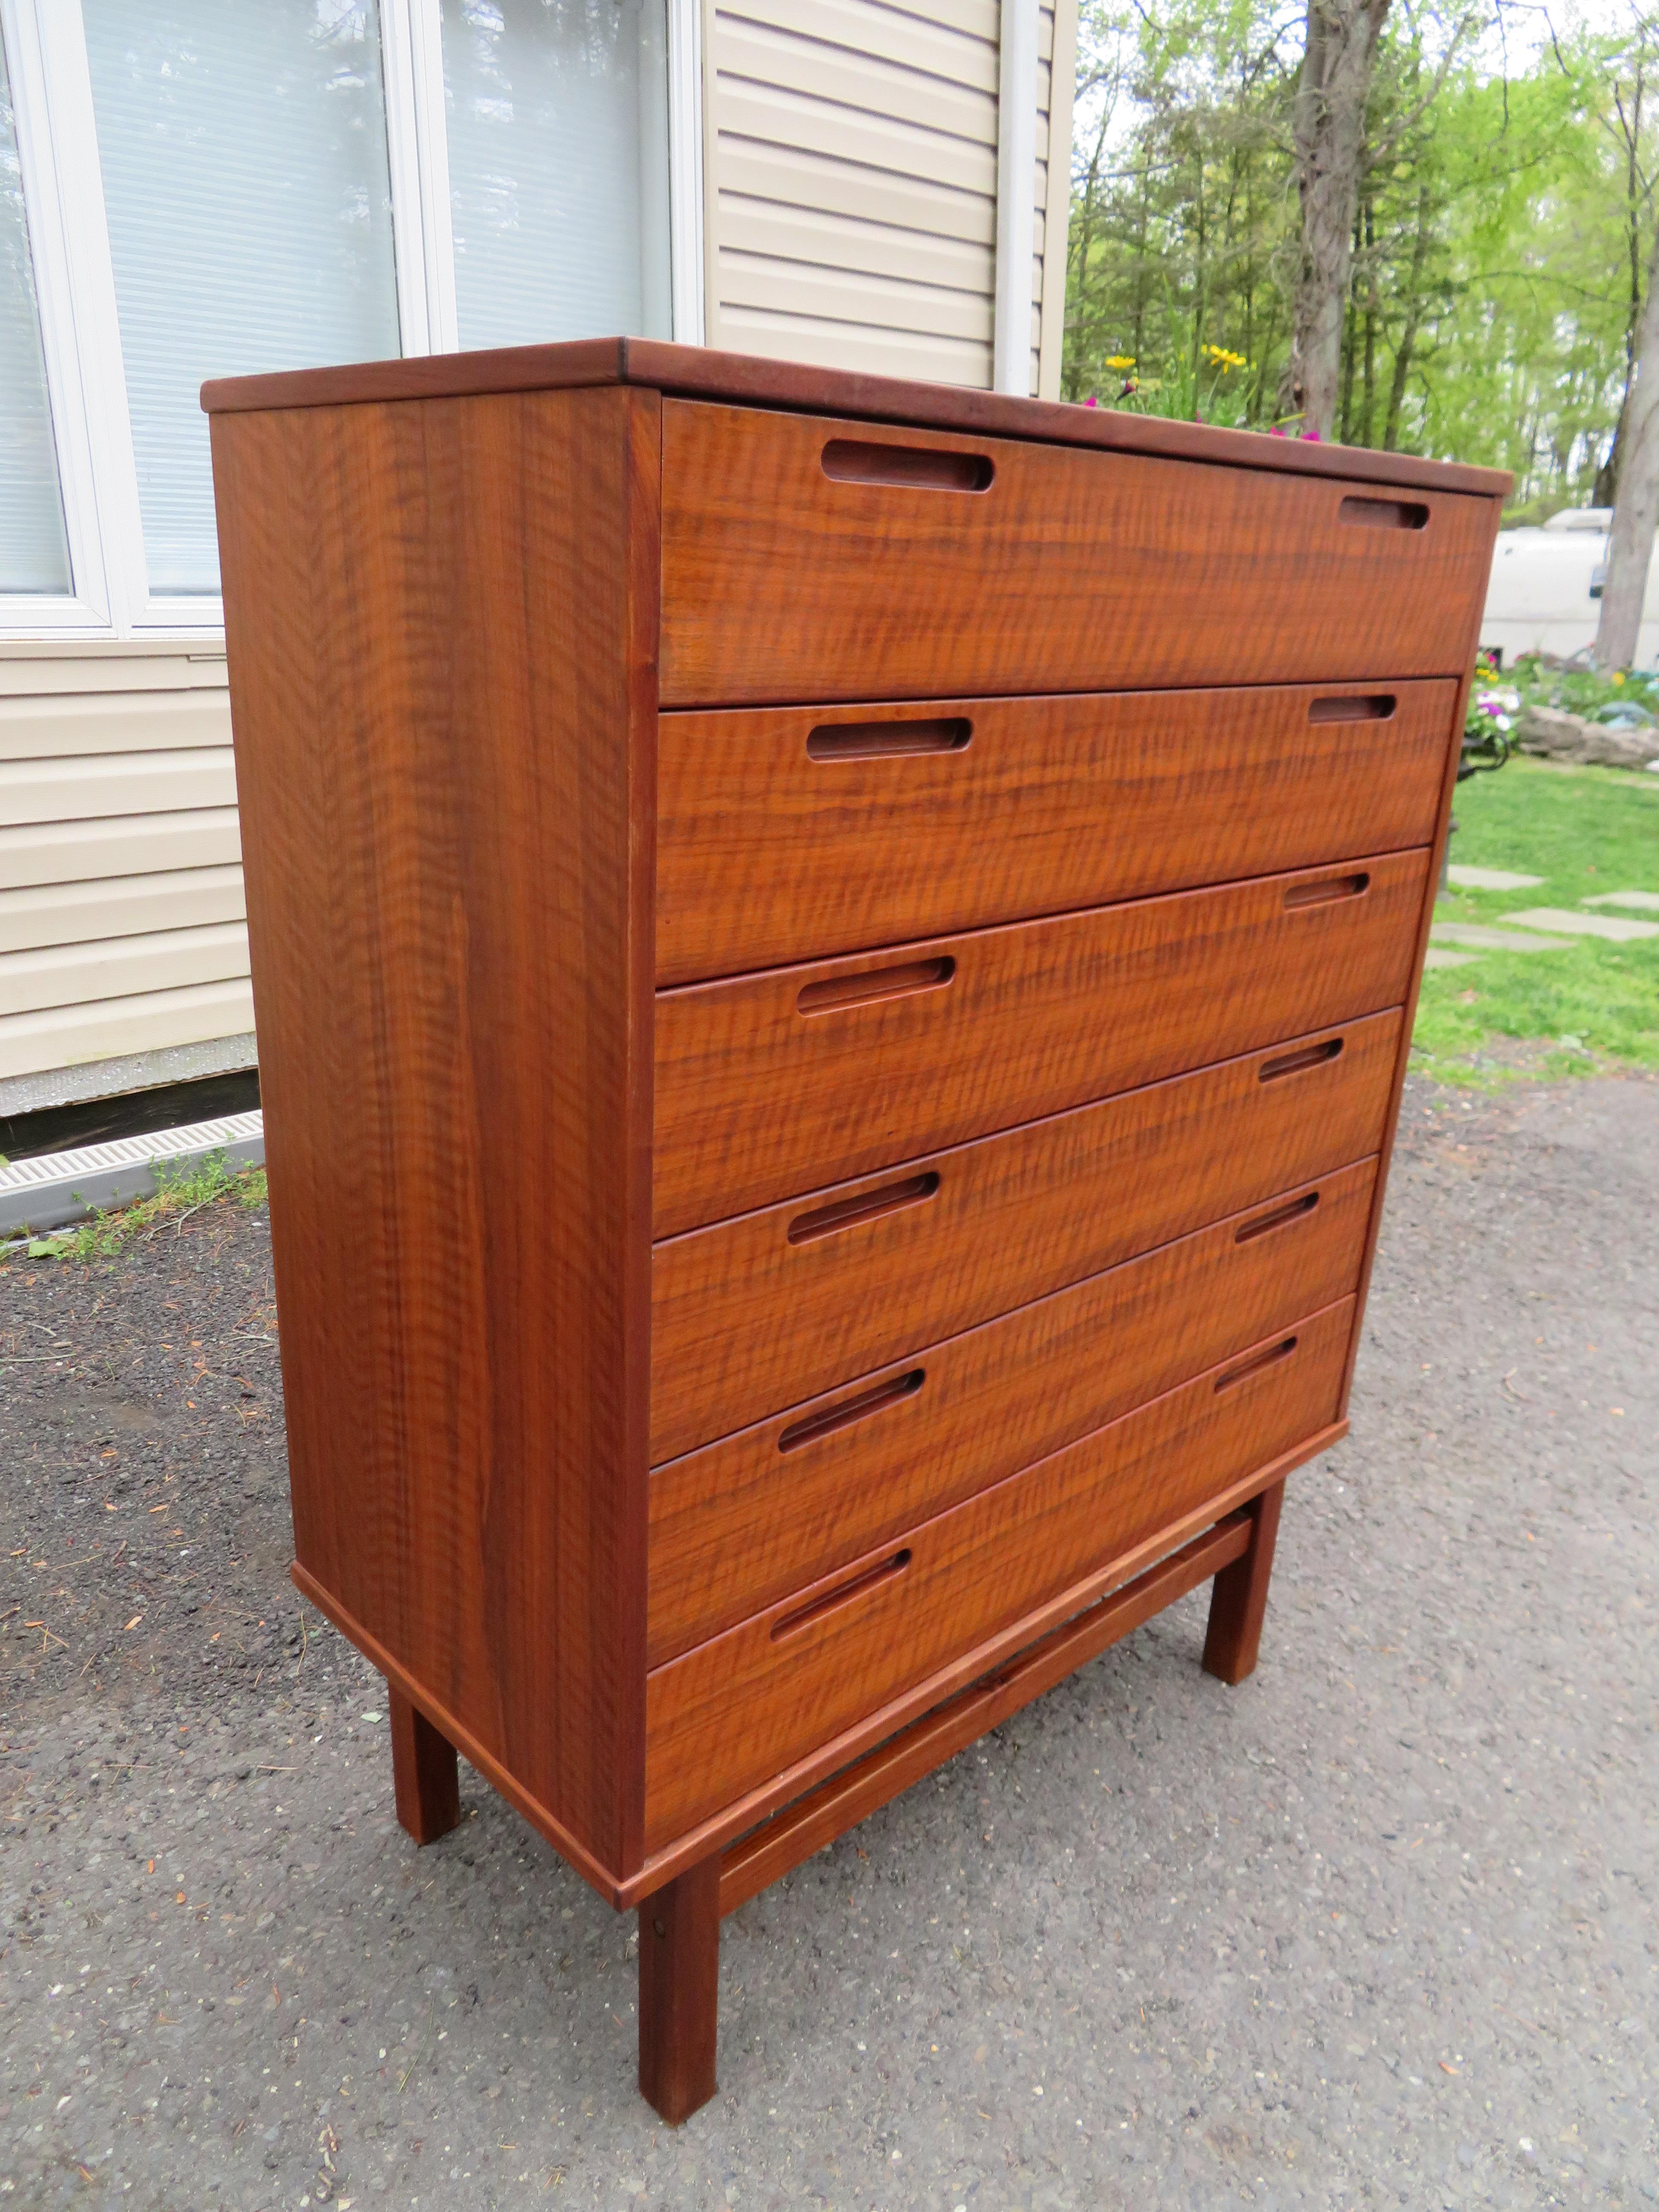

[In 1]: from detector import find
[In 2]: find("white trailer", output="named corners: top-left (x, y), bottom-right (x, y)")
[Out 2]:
top-left (1480, 507), bottom-right (1659, 670)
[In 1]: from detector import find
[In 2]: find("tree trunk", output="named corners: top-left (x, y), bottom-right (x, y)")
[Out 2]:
top-left (1282, 0), bottom-right (1393, 439)
top-left (1382, 183), bottom-right (1433, 452)
top-left (1360, 197), bottom-right (1377, 445)
top-left (1595, 218), bottom-right (1659, 669)
top-left (1593, 67), bottom-right (1645, 509)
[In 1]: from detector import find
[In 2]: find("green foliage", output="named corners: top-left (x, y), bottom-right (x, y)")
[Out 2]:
top-left (18, 1150), bottom-right (268, 1265)
top-left (1412, 760), bottom-right (1659, 1083)
top-left (1065, 0), bottom-right (1296, 427)
top-left (1507, 652), bottom-right (1659, 721)
top-left (1064, 2), bottom-right (1655, 500)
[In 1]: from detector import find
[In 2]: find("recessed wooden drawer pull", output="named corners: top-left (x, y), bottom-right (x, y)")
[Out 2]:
top-left (1283, 871), bottom-right (1370, 911)
top-left (770, 1548), bottom-right (913, 1641)
top-left (1234, 1190), bottom-right (1320, 1243)
top-left (1339, 495), bottom-right (1428, 531)
top-left (821, 439), bottom-right (994, 492)
top-left (777, 1368), bottom-right (925, 1454)
top-left (1308, 694), bottom-right (1395, 723)
top-left (797, 955), bottom-right (955, 1016)
top-left (786, 1170), bottom-right (941, 1246)
top-left (1259, 1036), bottom-right (1344, 1082)
top-left (1214, 1336), bottom-right (1298, 1392)
top-left (806, 717), bottom-right (972, 761)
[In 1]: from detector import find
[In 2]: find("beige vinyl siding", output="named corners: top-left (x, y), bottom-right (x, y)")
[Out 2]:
top-left (0, 982), bottom-right (256, 1087)
top-left (704, 0), bottom-right (1002, 387)
top-left (0, 812), bottom-right (244, 894)
top-left (0, 867), bottom-right (246, 956)
top-left (704, 0), bottom-right (1076, 395)
top-left (0, 652), bottom-right (252, 1087)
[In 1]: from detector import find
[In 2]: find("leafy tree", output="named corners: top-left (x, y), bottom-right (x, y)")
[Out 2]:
top-left (1062, 0), bottom-right (1655, 511)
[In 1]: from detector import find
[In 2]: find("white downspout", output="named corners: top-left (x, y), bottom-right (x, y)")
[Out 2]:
top-left (993, 0), bottom-right (1038, 396)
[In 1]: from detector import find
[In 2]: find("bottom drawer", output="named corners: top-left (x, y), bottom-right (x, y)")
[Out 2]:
top-left (644, 1294), bottom-right (1353, 1849)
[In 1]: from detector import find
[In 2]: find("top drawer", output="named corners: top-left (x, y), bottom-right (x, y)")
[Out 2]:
top-left (658, 404), bottom-right (1498, 707)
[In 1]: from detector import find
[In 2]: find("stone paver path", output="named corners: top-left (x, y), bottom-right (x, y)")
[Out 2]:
top-left (1444, 864), bottom-right (1543, 890)
top-left (1429, 923), bottom-right (1570, 952)
top-left (1503, 906), bottom-right (1659, 942)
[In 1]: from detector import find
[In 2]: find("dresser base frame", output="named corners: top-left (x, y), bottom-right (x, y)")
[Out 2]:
top-left (379, 1479), bottom-right (1288, 2124)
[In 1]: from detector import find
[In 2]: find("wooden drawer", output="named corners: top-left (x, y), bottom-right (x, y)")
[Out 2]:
top-left (644, 1295), bottom-right (1354, 1848)
top-left (651, 1007), bottom-right (1399, 1460)
top-left (649, 1157), bottom-right (1374, 1662)
top-left (656, 681), bottom-right (1455, 984)
top-left (653, 849), bottom-right (1427, 1236)
top-left (659, 402), bottom-right (1496, 707)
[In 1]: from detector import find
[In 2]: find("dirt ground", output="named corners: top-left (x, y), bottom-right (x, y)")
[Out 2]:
top-left (3, 1071), bottom-right (1655, 2210)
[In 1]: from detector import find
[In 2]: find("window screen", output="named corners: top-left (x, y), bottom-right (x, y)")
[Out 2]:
top-left (0, 28), bottom-right (71, 595)
top-left (81, 0), bottom-right (402, 594)
top-left (442, 0), bottom-right (672, 352)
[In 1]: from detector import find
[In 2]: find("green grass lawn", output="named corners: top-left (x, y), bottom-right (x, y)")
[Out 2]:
top-left (1412, 757), bottom-right (1659, 1085)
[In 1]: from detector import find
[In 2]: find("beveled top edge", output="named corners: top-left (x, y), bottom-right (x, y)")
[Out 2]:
top-left (202, 335), bottom-right (1513, 496)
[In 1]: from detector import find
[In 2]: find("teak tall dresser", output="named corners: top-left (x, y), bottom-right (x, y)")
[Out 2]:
top-left (203, 341), bottom-right (1506, 2123)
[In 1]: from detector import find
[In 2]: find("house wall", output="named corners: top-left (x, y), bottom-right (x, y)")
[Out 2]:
top-left (0, 646), bottom-right (253, 1113)
top-left (701, 0), bottom-right (1076, 398)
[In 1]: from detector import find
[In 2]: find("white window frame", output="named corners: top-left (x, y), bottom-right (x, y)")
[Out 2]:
top-left (1, 0), bottom-right (704, 643)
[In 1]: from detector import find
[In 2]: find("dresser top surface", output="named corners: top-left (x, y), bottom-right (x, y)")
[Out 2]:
top-left (201, 336), bottom-right (1512, 499)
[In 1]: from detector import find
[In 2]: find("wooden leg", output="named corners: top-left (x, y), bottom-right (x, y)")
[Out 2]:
top-left (1202, 1479), bottom-right (1285, 1686)
top-left (388, 1686), bottom-right (461, 1845)
top-left (638, 1856), bottom-right (720, 2124)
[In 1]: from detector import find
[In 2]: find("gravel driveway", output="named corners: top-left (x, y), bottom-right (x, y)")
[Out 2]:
top-left (3, 1072), bottom-right (1655, 2210)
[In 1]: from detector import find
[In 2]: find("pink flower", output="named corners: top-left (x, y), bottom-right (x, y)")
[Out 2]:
top-left (1084, 394), bottom-right (1100, 407)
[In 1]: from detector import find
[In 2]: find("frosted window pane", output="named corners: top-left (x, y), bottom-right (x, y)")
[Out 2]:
top-left (0, 29), bottom-right (70, 595)
top-left (442, 0), bottom-right (672, 352)
top-left (83, 2), bottom-right (402, 595)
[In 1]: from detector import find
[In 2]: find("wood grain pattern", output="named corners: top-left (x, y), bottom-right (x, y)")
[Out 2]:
top-left (212, 384), bottom-right (660, 1886)
top-left (651, 1009), bottom-right (1400, 1461)
top-left (204, 336), bottom-right (1511, 498)
top-left (653, 850), bottom-right (1427, 1236)
top-left (389, 1686), bottom-right (461, 1845)
top-left (659, 402), bottom-right (1501, 706)
top-left (201, 349), bottom-right (1513, 2119)
top-left (656, 681), bottom-right (1456, 983)
top-left (637, 1856), bottom-right (721, 2125)
top-left (202, 335), bottom-right (630, 415)
top-left (648, 1160), bottom-right (1375, 1661)
top-left (644, 1298), bottom-right (1354, 1847)
top-left (717, 1513), bottom-right (1254, 1916)
top-left (1202, 1479), bottom-right (1286, 1685)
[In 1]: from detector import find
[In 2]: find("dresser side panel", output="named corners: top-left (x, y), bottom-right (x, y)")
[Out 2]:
top-left (209, 386), bottom-right (658, 1883)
